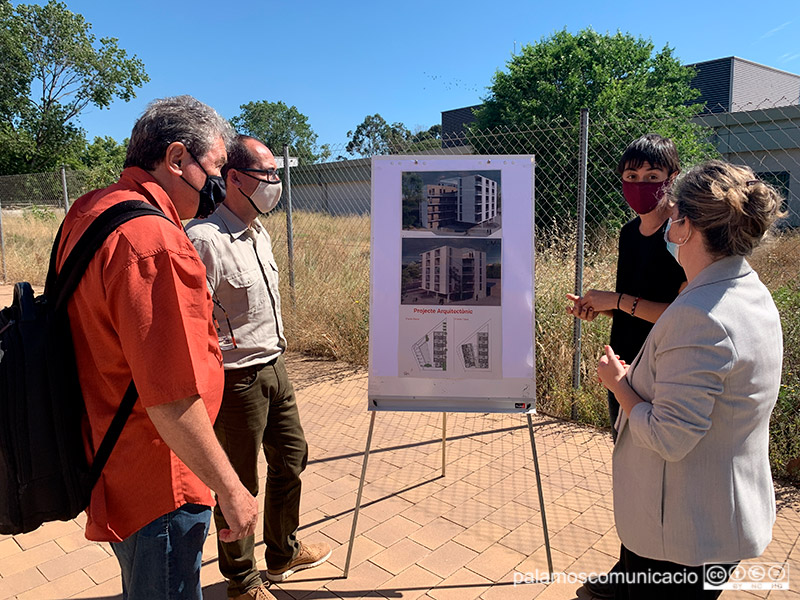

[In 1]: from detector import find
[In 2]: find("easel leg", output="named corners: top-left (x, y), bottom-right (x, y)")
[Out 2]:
top-left (527, 413), bottom-right (554, 577)
top-left (441, 412), bottom-right (447, 477)
top-left (343, 411), bottom-right (376, 578)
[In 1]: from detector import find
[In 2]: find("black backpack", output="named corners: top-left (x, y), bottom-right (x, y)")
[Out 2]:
top-left (0, 200), bottom-right (170, 534)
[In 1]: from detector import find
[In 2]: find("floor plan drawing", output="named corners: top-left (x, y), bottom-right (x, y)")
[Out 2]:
top-left (458, 319), bottom-right (491, 371)
top-left (411, 319), bottom-right (448, 371)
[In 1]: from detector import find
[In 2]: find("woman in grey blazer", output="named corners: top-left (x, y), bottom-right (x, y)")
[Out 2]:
top-left (597, 160), bottom-right (785, 599)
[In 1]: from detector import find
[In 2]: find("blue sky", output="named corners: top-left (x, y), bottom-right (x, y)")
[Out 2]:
top-left (18, 0), bottom-right (800, 152)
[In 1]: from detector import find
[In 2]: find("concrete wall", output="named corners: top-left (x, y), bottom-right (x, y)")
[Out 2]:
top-left (695, 105), bottom-right (800, 226)
top-left (287, 159), bottom-right (371, 215)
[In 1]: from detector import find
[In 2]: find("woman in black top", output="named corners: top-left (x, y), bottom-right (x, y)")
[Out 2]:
top-left (568, 134), bottom-right (686, 440)
top-left (567, 134), bottom-right (687, 600)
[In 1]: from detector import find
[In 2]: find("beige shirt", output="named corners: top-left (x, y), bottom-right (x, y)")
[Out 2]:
top-left (186, 204), bottom-right (285, 369)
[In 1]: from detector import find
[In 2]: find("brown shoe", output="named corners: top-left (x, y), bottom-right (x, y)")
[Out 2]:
top-left (266, 541), bottom-right (332, 582)
top-left (232, 583), bottom-right (275, 600)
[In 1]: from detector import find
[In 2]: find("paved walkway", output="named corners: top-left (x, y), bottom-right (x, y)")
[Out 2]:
top-left (0, 355), bottom-right (798, 599)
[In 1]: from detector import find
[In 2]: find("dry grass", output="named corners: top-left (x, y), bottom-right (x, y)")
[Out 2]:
top-left (534, 232), bottom-right (616, 428)
top-left (754, 232), bottom-right (800, 483)
top-left (0, 208), bottom-right (63, 285)
top-left (749, 229), bottom-right (800, 290)
top-left (263, 210), bottom-right (370, 365)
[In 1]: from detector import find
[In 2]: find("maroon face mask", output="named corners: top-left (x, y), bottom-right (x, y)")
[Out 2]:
top-left (622, 180), bottom-right (669, 215)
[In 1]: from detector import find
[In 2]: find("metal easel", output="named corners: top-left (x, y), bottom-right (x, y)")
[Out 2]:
top-left (342, 411), bottom-right (553, 578)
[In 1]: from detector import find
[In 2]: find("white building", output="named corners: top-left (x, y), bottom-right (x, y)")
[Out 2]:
top-left (423, 175), bottom-right (498, 229)
top-left (421, 245), bottom-right (487, 301)
top-left (455, 174), bottom-right (498, 225)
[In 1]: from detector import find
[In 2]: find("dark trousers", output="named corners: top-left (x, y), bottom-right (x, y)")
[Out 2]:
top-left (615, 544), bottom-right (736, 600)
top-left (213, 355), bottom-right (309, 597)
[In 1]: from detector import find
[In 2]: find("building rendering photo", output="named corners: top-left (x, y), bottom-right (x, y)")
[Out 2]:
top-left (402, 170), bottom-right (502, 235)
top-left (421, 245), bottom-right (486, 302)
top-left (422, 174), bottom-right (498, 230)
top-left (401, 238), bottom-right (501, 306)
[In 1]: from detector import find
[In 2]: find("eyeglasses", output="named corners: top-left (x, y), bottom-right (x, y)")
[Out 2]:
top-left (211, 296), bottom-right (237, 350)
top-left (238, 167), bottom-right (281, 184)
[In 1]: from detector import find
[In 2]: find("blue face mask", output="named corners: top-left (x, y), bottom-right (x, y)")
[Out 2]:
top-left (663, 217), bottom-right (689, 264)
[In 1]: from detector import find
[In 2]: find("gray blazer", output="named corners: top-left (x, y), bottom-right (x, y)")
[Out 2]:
top-left (614, 255), bottom-right (782, 566)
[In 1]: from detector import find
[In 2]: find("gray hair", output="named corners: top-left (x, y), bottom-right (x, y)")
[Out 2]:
top-left (124, 95), bottom-right (234, 170)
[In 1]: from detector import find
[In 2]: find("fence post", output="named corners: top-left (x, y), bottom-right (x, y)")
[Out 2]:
top-left (0, 195), bottom-right (6, 283)
top-left (571, 108), bottom-right (589, 419)
top-left (283, 144), bottom-right (296, 307)
top-left (60, 165), bottom-right (70, 213)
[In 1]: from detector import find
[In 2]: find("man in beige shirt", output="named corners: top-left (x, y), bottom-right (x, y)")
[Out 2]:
top-left (186, 135), bottom-right (330, 600)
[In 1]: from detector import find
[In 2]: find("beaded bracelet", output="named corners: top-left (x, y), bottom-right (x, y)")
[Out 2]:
top-left (630, 296), bottom-right (640, 316)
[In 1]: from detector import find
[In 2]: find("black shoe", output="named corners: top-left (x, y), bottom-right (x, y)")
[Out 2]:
top-left (582, 574), bottom-right (616, 599)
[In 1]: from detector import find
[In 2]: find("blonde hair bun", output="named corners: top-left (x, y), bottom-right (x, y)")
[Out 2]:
top-left (672, 160), bottom-right (785, 256)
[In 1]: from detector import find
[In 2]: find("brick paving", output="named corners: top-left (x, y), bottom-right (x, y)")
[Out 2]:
top-left (0, 351), bottom-right (798, 599)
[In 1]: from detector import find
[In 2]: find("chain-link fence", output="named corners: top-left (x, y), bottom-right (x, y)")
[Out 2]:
top-left (0, 167), bottom-right (100, 211)
top-left (1, 103), bottom-right (798, 481)
top-left (274, 102), bottom-right (799, 483)
top-left (0, 167), bottom-right (99, 283)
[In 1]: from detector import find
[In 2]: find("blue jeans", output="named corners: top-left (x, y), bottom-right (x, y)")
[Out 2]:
top-left (110, 503), bottom-right (211, 600)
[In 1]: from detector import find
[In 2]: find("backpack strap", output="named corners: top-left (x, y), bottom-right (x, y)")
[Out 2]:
top-left (51, 200), bottom-right (173, 313)
top-left (48, 200), bottom-right (174, 488)
top-left (88, 380), bottom-right (138, 486)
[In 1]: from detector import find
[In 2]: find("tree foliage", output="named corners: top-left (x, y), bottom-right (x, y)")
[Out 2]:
top-left (80, 135), bottom-right (127, 188)
top-left (401, 262), bottom-right (421, 291)
top-left (346, 113), bottom-right (441, 157)
top-left (0, 0), bottom-right (148, 175)
top-left (468, 28), bottom-right (716, 230)
top-left (346, 114), bottom-right (407, 156)
top-left (474, 28), bottom-right (699, 129)
top-left (401, 172), bottom-right (424, 228)
top-left (231, 100), bottom-right (330, 164)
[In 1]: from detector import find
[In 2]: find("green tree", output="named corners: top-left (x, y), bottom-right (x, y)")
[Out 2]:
top-left (475, 28), bottom-right (699, 128)
top-left (80, 135), bottom-right (127, 188)
top-left (411, 124), bottom-right (442, 148)
top-left (346, 114), bottom-right (410, 156)
top-left (231, 100), bottom-right (330, 164)
top-left (402, 172), bottom-right (425, 228)
top-left (401, 261), bottom-right (421, 291)
top-left (346, 114), bottom-right (441, 157)
top-left (0, 0), bottom-right (148, 175)
top-left (0, 1), bottom-right (29, 127)
top-left (469, 28), bottom-right (716, 230)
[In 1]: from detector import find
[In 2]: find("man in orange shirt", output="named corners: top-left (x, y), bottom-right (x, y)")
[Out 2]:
top-left (57, 96), bottom-right (257, 600)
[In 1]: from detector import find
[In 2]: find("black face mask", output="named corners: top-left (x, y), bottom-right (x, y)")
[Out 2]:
top-left (181, 150), bottom-right (226, 218)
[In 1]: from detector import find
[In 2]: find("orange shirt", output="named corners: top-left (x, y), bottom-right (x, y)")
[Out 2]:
top-left (57, 167), bottom-right (224, 542)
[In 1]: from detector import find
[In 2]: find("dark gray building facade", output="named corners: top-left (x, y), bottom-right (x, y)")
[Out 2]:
top-left (690, 57), bottom-right (800, 113)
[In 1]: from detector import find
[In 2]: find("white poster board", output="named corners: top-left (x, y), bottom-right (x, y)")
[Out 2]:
top-left (368, 155), bottom-right (535, 413)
